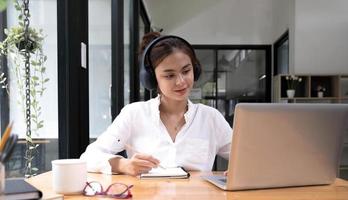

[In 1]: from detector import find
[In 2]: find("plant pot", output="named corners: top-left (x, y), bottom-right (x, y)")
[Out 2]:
top-left (15, 39), bottom-right (36, 53)
top-left (286, 89), bottom-right (295, 98)
top-left (318, 91), bottom-right (324, 98)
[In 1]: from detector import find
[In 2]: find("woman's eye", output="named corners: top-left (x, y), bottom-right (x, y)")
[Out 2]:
top-left (165, 74), bottom-right (174, 79)
top-left (182, 69), bottom-right (190, 75)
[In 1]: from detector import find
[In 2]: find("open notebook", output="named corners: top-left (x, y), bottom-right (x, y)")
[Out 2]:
top-left (140, 167), bottom-right (190, 179)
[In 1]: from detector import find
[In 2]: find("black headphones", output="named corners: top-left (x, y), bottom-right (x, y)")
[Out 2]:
top-left (140, 35), bottom-right (201, 90)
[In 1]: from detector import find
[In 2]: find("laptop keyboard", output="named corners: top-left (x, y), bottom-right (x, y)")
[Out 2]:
top-left (219, 178), bottom-right (227, 183)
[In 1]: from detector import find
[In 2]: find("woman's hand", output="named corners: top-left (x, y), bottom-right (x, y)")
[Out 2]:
top-left (110, 153), bottom-right (160, 176)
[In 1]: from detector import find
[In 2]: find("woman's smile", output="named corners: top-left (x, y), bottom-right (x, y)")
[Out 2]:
top-left (174, 87), bottom-right (187, 95)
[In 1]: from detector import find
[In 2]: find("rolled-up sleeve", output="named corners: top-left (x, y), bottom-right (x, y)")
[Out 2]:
top-left (80, 105), bottom-right (132, 174)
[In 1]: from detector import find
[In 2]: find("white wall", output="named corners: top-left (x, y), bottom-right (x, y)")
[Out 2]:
top-left (144, 0), bottom-right (348, 74)
top-left (292, 0), bottom-right (348, 74)
top-left (172, 0), bottom-right (275, 44)
top-left (271, 0), bottom-right (290, 42)
top-left (145, 0), bottom-right (275, 45)
top-left (289, 0), bottom-right (296, 74)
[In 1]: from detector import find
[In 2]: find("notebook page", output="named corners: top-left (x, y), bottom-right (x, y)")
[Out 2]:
top-left (140, 167), bottom-right (188, 177)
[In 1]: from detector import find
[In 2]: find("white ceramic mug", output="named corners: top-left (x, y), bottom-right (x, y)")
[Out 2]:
top-left (51, 159), bottom-right (87, 194)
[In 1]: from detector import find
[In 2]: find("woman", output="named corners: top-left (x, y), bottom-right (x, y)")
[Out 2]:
top-left (80, 32), bottom-right (232, 176)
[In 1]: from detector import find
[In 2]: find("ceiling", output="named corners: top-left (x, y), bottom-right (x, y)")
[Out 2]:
top-left (142, 0), bottom-right (224, 33)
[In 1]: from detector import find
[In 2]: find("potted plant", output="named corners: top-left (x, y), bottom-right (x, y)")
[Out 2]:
top-left (316, 85), bottom-right (326, 98)
top-left (0, 0), bottom-right (48, 177)
top-left (285, 75), bottom-right (302, 98)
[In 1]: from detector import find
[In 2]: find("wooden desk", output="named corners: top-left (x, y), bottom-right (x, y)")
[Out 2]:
top-left (27, 171), bottom-right (348, 200)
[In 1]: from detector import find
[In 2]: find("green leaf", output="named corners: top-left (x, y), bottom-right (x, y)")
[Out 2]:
top-left (31, 60), bottom-right (38, 66)
top-left (14, 4), bottom-right (21, 10)
top-left (32, 76), bottom-right (39, 81)
top-left (0, 77), bottom-right (6, 83)
top-left (0, 0), bottom-right (7, 12)
top-left (26, 136), bottom-right (33, 143)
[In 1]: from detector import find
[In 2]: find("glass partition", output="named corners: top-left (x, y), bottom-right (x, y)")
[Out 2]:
top-left (88, 0), bottom-right (112, 139)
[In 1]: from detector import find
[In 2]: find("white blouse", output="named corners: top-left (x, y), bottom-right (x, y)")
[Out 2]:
top-left (80, 96), bottom-right (232, 174)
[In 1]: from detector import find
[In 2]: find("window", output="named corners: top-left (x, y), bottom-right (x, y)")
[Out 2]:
top-left (3, 0), bottom-right (58, 177)
top-left (194, 46), bottom-right (271, 121)
top-left (194, 45), bottom-right (271, 171)
top-left (88, 0), bottom-right (112, 138)
top-left (274, 31), bottom-right (289, 75)
top-left (124, 0), bottom-right (130, 105)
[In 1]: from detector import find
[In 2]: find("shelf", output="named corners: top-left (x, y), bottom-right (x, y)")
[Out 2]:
top-left (279, 75), bottom-right (308, 98)
top-left (340, 99), bottom-right (348, 103)
top-left (280, 97), bottom-right (339, 100)
top-left (310, 76), bottom-right (339, 97)
top-left (340, 76), bottom-right (348, 97)
top-left (341, 146), bottom-right (348, 166)
top-left (340, 165), bottom-right (348, 170)
top-left (274, 74), bottom-right (348, 103)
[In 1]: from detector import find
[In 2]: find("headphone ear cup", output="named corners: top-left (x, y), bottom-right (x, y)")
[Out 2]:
top-left (140, 64), bottom-right (157, 90)
top-left (148, 67), bottom-right (157, 89)
top-left (193, 63), bottom-right (201, 81)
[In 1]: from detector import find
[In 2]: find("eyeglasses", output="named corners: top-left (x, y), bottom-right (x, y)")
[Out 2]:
top-left (83, 181), bottom-right (133, 199)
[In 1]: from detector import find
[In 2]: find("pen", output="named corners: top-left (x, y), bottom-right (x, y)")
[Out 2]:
top-left (123, 143), bottom-right (166, 169)
top-left (0, 134), bottom-right (18, 163)
top-left (0, 122), bottom-right (13, 152)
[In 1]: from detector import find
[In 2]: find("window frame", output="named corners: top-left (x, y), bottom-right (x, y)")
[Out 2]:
top-left (193, 45), bottom-right (272, 103)
top-left (0, 10), bottom-right (9, 134)
top-left (273, 30), bottom-right (289, 76)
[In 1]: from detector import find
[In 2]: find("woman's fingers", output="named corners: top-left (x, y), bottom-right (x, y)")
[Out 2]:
top-left (129, 162), bottom-right (152, 175)
top-left (134, 153), bottom-right (160, 165)
top-left (131, 158), bottom-right (157, 168)
top-left (136, 166), bottom-right (152, 174)
top-left (118, 153), bottom-right (162, 176)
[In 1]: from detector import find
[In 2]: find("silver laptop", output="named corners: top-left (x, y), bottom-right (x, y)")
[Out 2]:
top-left (202, 103), bottom-right (348, 190)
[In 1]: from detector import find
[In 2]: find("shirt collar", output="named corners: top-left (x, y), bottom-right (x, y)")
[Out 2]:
top-left (150, 95), bottom-right (196, 125)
